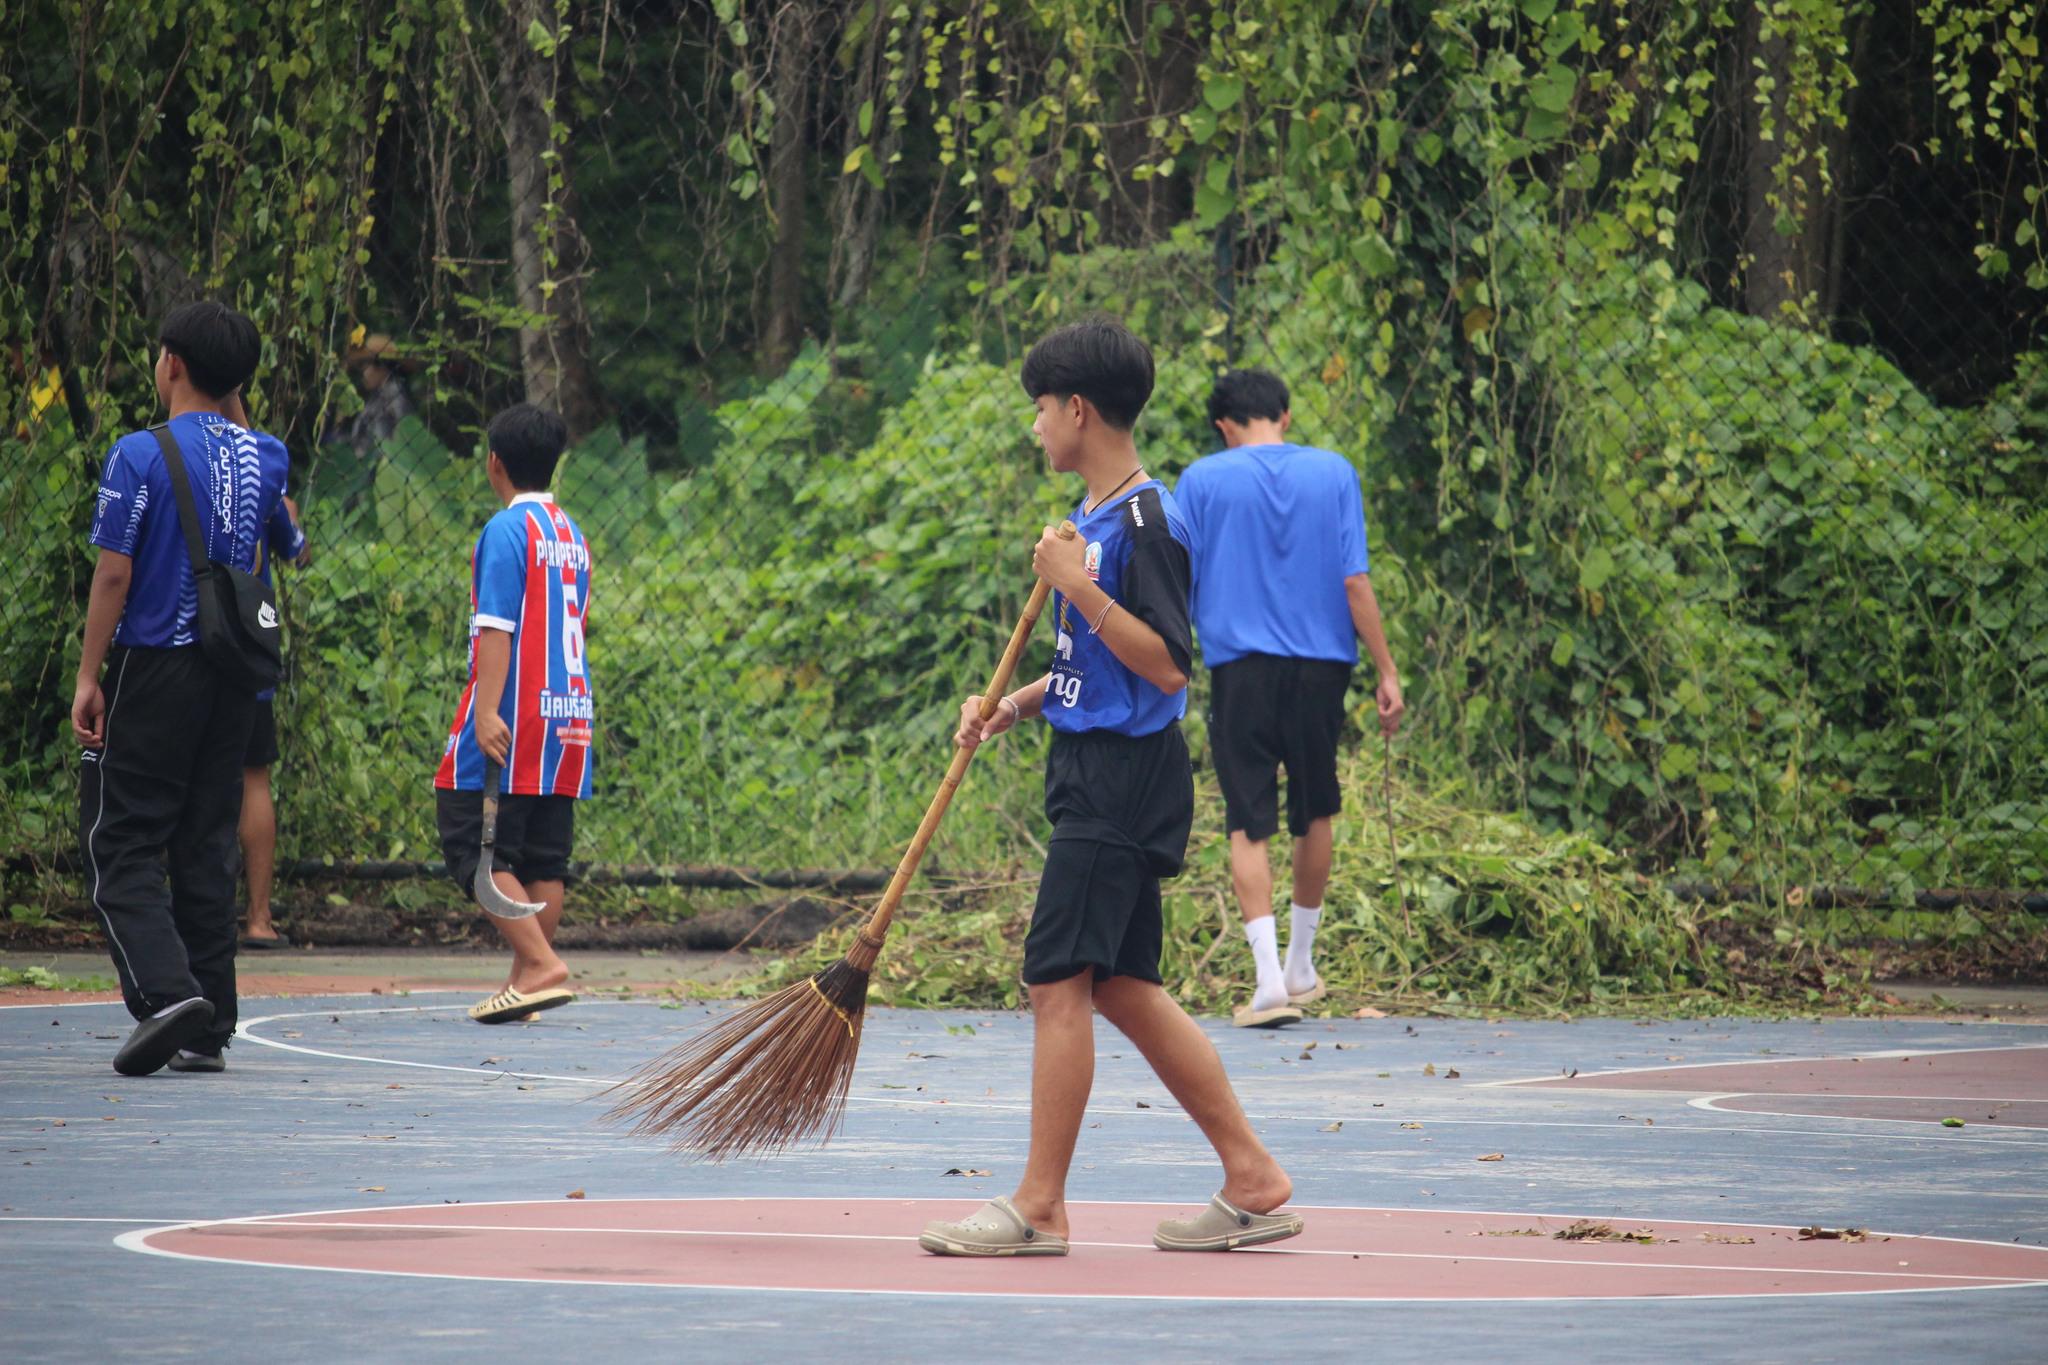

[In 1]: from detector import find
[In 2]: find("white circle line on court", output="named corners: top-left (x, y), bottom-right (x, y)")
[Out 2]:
top-left (1686, 1093), bottom-right (2048, 1132)
top-left (111, 1196), bottom-right (2048, 1305)
top-left (149, 1217), bottom-right (2048, 1285)
top-left (1478, 1042), bottom-right (2048, 1088)
top-left (228, 1005), bottom-right (2048, 1149)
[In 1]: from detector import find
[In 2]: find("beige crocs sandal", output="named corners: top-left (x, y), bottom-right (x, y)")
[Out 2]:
top-left (1231, 1001), bottom-right (1304, 1028)
top-left (918, 1196), bottom-right (1070, 1257)
top-left (1287, 978), bottom-right (1328, 1008)
top-left (1154, 1194), bottom-right (1305, 1251)
top-left (467, 985), bottom-right (576, 1024)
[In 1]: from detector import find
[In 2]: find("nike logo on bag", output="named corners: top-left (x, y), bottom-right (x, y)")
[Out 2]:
top-left (258, 603), bottom-right (278, 629)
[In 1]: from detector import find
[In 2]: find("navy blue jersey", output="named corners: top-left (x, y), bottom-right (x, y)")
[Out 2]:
top-left (89, 413), bottom-right (296, 650)
top-left (1175, 442), bottom-right (1371, 667)
top-left (1045, 481), bottom-right (1194, 738)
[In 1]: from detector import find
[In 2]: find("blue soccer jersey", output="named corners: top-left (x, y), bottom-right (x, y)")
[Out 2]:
top-left (436, 493), bottom-right (595, 797)
top-left (1175, 442), bottom-right (1371, 667)
top-left (88, 413), bottom-right (294, 650)
top-left (1044, 481), bottom-right (1194, 738)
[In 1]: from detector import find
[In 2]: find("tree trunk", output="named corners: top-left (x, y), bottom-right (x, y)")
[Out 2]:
top-left (1740, 2), bottom-right (1853, 326)
top-left (759, 0), bottom-right (820, 375)
top-left (827, 1), bottom-right (922, 329)
top-left (497, 0), bottom-right (604, 436)
top-left (1101, 2), bottom-right (1197, 244)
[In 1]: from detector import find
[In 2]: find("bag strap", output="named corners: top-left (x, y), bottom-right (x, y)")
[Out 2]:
top-left (149, 422), bottom-right (213, 582)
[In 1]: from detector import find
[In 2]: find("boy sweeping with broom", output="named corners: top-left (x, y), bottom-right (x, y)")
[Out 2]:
top-left (920, 318), bottom-right (1302, 1256)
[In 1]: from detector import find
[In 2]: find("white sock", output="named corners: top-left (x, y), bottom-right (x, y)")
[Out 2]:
top-left (1284, 903), bottom-right (1323, 994)
top-left (1245, 914), bottom-right (1288, 1011)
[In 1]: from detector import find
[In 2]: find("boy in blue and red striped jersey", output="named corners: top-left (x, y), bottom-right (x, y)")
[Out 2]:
top-left (433, 404), bottom-right (595, 1024)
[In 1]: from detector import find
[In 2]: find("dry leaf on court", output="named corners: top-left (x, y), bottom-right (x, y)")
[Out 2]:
top-left (565, 1189), bottom-right (587, 1199)
top-left (1399, 1122), bottom-right (1424, 1130)
top-left (1423, 1063), bottom-right (1437, 1076)
top-left (1445, 1067), bottom-right (1461, 1078)
top-left (1475, 1153), bottom-right (1505, 1162)
top-left (1555, 1220), bottom-right (1660, 1244)
top-left (1798, 1225), bottom-right (1866, 1242)
top-left (1352, 1006), bottom-right (1388, 1019)
top-left (1699, 1233), bottom-right (1755, 1245)
top-left (942, 1168), bottom-right (992, 1177)
top-left (359, 1186), bottom-right (385, 1192)
top-left (1320, 1122), bottom-right (1344, 1133)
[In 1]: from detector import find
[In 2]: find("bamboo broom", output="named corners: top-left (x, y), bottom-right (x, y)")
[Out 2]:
top-left (604, 521), bottom-right (1078, 1158)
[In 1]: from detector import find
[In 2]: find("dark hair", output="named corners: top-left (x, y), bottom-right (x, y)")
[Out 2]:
top-left (1020, 317), bottom-right (1155, 431)
top-left (159, 302), bottom-right (260, 399)
top-left (1206, 368), bottom-right (1290, 428)
top-left (487, 403), bottom-right (570, 490)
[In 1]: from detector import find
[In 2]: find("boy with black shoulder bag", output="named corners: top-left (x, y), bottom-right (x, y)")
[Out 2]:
top-left (71, 302), bottom-right (300, 1076)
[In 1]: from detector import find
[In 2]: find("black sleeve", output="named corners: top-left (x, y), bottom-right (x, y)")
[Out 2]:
top-left (1118, 489), bottom-right (1193, 678)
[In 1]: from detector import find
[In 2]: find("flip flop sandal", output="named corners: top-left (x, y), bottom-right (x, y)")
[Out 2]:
top-left (918, 1195), bottom-right (1069, 1257)
top-left (1153, 1194), bottom-right (1305, 1252)
top-left (467, 985), bottom-right (576, 1024)
top-left (1287, 979), bottom-right (1328, 1007)
top-left (1231, 1001), bottom-right (1305, 1029)
top-left (239, 932), bottom-right (291, 950)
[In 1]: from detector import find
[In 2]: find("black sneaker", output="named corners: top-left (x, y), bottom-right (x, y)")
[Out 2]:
top-left (113, 998), bottom-right (215, 1076)
top-left (166, 1049), bottom-right (226, 1073)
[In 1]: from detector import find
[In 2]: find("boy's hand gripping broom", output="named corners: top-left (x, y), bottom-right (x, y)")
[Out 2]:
top-left (604, 522), bottom-right (1077, 1159)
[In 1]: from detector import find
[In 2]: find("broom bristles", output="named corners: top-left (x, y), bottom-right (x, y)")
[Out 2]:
top-left (603, 940), bottom-right (877, 1160)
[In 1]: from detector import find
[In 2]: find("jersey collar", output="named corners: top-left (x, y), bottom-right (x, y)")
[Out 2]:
top-left (509, 491), bottom-right (553, 508)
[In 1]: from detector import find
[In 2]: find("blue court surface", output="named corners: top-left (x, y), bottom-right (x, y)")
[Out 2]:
top-left (4, 994), bottom-right (2045, 1362)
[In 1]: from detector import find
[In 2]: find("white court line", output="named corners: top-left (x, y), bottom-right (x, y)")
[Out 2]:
top-left (1480, 1042), bottom-right (2048, 1089)
top-left (112, 1196), bottom-right (2048, 1304)
top-left (1687, 1093), bottom-right (2048, 1132)
top-left (229, 1005), bottom-right (2048, 1148)
top-left (198, 1216), bottom-right (2048, 1284)
top-left (0, 989), bottom-right (480, 1012)
top-left (0, 1215), bottom-right (210, 1224)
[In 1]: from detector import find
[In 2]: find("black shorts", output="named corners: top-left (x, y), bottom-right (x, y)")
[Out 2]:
top-left (1208, 653), bottom-right (1352, 840)
top-left (435, 789), bottom-right (578, 900)
top-left (244, 698), bottom-right (279, 768)
top-left (1023, 725), bottom-right (1193, 986)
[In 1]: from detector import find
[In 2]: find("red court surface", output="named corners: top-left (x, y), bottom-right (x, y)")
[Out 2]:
top-left (1513, 1044), bottom-right (2048, 1127)
top-left (129, 1198), bottom-right (2048, 1301)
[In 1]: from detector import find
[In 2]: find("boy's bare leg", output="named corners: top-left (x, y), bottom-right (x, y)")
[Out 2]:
top-left (1007, 970), bottom-right (1097, 1241)
top-left (239, 766), bottom-right (280, 940)
top-left (1289, 817), bottom-right (1333, 909)
top-left (483, 870), bottom-right (568, 994)
top-left (1228, 831), bottom-right (1274, 926)
top-left (1230, 831), bottom-right (1290, 1009)
top-left (525, 878), bottom-right (565, 945)
top-left (1093, 975), bottom-right (1292, 1213)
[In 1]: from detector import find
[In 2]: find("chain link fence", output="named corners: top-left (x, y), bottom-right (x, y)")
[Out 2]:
top-left (3, 1), bottom-right (2043, 931)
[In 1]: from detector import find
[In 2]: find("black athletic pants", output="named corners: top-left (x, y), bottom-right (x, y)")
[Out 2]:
top-left (77, 645), bottom-right (255, 1053)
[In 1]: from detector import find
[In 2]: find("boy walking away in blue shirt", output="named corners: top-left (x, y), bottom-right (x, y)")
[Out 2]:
top-left (72, 302), bottom-right (297, 1075)
top-left (433, 405), bottom-right (593, 1025)
top-left (1177, 369), bottom-right (1405, 1028)
top-left (921, 319), bottom-right (1302, 1258)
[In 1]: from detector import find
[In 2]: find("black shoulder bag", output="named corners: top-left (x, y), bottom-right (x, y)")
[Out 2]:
top-left (150, 423), bottom-right (282, 692)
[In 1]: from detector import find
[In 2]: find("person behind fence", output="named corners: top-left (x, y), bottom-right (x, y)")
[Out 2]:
top-left (1175, 368), bottom-right (1405, 1030)
top-left (922, 318), bottom-right (1302, 1258)
top-left (433, 403), bottom-right (593, 1024)
top-left (236, 459), bottom-right (308, 950)
top-left (71, 301), bottom-right (297, 1076)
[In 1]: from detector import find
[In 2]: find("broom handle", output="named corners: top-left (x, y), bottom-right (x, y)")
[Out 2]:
top-left (859, 520), bottom-right (1078, 944)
